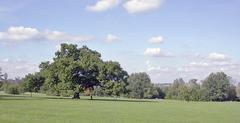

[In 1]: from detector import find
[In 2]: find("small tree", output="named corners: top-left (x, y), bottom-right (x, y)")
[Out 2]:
top-left (22, 73), bottom-right (45, 96)
top-left (5, 84), bottom-right (20, 95)
top-left (127, 72), bottom-right (152, 99)
top-left (237, 83), bottom-right (240, 99)
top-left (201, 72), bottom-right (230, 101)
top-left (0, 68), bottom-right (7, 89)
top-left (227, 84), bottom-right (237, 101)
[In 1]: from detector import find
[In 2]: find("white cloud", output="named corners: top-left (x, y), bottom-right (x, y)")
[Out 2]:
top-left (0, 59), bottom-right (39, 79)
top-left (0, 26), bottom-right (94, 43)
top-left (145, 57), bottom-right (240, 83)
top-left (123, 0), bottom-right (163, 14)
top-left (207, 53), bottom-right (230, 61)
top-left (149, 36), bottom-right (164, 44)
top-left (105, 34), bottom-right (120, 43)
top-left (144, 48), bottom-right (172, 57)
top-left (144, 48), bottom-right (161, 56)
top-left (86, 0), bottom-right (120, 12)
top-left (43, 30), bottom-right (94, 42)
top-left (0, 26), bottom-right (39, 42)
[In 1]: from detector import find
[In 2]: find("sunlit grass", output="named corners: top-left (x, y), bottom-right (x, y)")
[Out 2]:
top-left (0, 93), bottom-right (240, 123)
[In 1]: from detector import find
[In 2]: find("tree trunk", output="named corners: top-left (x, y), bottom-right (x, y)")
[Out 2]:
top-left (72, 92), bottom-right (80, 99)
top-left (91, 95), bottom-right (93, 100)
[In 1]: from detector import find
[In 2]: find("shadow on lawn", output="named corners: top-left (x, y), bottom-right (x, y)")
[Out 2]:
top-left (87, 98), bottom-right (157, 103)
top-left (0, 95), bottom-right (158, 103)
top-left (0, 95), bottom-right (70, 101)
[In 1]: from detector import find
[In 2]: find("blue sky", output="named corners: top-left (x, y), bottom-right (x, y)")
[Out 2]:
top-left (0, 0), bottom-right (240, 83)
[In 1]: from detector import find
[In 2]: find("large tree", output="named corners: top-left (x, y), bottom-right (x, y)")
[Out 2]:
top-left (38, 43), bottom-right (128, 99)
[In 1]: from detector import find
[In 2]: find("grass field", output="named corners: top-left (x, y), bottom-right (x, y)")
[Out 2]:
top-left (0, 93), bottom-right (240, 123)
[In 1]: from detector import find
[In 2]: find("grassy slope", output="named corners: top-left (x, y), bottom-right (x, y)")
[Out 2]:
top-left (0, 93), bottom-right (240, 123)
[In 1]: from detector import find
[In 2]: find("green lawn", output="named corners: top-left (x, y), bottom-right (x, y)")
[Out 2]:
top-left (0, 93), bottom-right (240, 123)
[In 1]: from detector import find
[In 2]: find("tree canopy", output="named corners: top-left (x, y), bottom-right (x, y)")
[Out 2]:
top-left (33, 43), bottom-right (128, 99)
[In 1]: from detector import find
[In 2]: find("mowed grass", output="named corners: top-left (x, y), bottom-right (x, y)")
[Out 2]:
top-left (0, 93), bottom-right (240, 123)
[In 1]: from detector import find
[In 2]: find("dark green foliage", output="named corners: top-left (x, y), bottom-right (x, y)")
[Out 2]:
top-left (201, 72), bottom-right (231, 101)
top-left (127, 72), bottom-right (152, 99)
top-left (126, 72), bottom-right (164, 99)
top-left (36, 43), bottom-right (128, 99)
top-left (22, 73), bottom-right (45, 93)
top-left (98, 61), bottom-right (129, 97)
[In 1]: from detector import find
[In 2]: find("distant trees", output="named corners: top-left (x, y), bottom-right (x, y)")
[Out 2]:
top-left (4, 84), bottom-right (20, 94)
top-left (236, 83), bottom-right (240, 100)
top-left (0, 69), bottom-right (22, 94)
top-left (165, 72), bottom-right (238, 101)
top-left (165, 78), bottom-right (186, 100)
top-left (127, 72), bottom-right (165, 99)
top-left (201, 72), bottom-right (232, 101)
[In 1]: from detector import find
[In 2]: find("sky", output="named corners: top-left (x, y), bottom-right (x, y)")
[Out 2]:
top-left (0, 0), bottom-right (240, 83)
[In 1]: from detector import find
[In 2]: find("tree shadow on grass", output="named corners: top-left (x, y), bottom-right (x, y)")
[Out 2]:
top-left (0, 95), bottom-right (160, 103)
top-left (87, 98), bottom-right (158, 103)
top-left (0, 95), bottom-right (71, 101)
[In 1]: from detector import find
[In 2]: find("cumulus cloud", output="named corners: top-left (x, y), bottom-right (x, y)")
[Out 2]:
top-left (86, 0), bottom-right (120, 12)
top-left (43, 30), bottom-right (93, 42)
top-left (144, 48), bottom-right (172, 57)
top-left (0, 59), bottom-right (39, 79)
top-left (123, 0), bottom-right (163, 13)
top-left (0, 26), bottom-right (39, 42)
top-left (149, 36), bottom-right (164, 44)
top-left (105, 34), bottom-right (120, 43)
top-left (207, 53), bottom-right (230, 61)
top-left (0, 26), bottom-right (94, 43)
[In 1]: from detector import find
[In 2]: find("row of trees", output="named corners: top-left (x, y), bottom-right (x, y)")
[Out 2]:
top-left (165, 72), bottom-right (239, 101)
top-left (1, 43), bottom-right (240, 101)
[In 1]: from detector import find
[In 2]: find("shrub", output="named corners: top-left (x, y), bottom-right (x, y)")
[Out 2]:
top-left (5, 84), bottom-right (20, 94)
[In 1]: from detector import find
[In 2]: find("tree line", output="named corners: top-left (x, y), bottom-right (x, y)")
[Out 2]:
top-left (164, 72), bottom-right (239, 101)
top-left (0, 43), bottom-right (240, 101)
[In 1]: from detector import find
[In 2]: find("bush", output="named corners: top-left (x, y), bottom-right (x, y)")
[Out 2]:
top-left (5, 84), bottom-right (20, 94)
